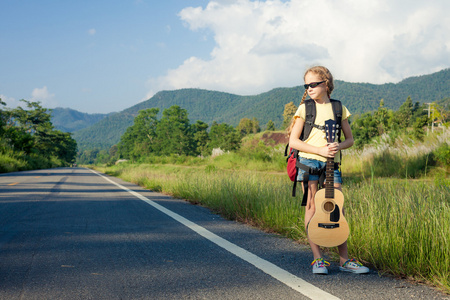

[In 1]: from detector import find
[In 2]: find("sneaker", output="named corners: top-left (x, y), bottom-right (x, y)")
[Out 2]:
top-left (311, 258), bottom-right (330, 275)
top-left (339, 259), bottom-right (369, 274)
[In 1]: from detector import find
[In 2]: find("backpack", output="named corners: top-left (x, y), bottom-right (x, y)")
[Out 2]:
top-left (285, 99), bottom-right (342, 206)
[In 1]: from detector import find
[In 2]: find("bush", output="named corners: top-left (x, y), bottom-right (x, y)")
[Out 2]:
top-left (433, 142), bottom-right (450, 166)
top-left (0, 152), bottom-right (27, 173)
top-left (363, 149), bottom-right (437, 178)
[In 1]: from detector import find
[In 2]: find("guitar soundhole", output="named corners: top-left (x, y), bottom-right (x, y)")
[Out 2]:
top-left (323, 201), bottom-right (334, 213)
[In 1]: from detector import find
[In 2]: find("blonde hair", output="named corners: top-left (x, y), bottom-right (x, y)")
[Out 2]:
top-left (287, 66), bottom-right (335, 136)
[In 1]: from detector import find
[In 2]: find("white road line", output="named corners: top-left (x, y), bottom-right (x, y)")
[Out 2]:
top-left (90, 169), bottom-right (340, 300)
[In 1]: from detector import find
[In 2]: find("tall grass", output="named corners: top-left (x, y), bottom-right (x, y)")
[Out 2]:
top-left (341, 128), bottom-right (450, 178)
top-left (0, 151), bottom-right (27, 173)
top-left (96, 161), bottom-right (449, 293)
top-left (0, 147), bottom-right (70, 173)
top-left (93, 129), bottom-right (449, 293)
top-left (346, 179), bottom-right (449, 290)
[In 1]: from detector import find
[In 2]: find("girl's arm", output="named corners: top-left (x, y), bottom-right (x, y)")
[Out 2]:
top-left (289, 117), bottom-right (354, 158)
top-left (337, 118), bottom-right (354, 151)
top-left (289, 117), bottom-right (331, 158)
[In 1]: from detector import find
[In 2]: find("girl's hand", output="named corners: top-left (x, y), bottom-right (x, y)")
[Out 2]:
top-left (319, 142), bottom-right (339, 158)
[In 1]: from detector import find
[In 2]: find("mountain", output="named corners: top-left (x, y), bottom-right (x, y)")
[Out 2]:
top-left (333, 68), bottom-right (450, 113)
top-left (68, 68), bottom-right (450, 151)
top-left (50, 107), bottom-right (114, 132)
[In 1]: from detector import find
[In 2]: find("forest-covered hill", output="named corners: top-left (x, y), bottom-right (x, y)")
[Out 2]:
top-left (51, 107), bottom-right (113, 132)
top-left (67, 68), bottom-right (450, 151)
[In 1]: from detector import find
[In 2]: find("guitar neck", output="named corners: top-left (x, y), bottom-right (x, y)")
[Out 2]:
top-left (325, 157), bottom-right (335, 198)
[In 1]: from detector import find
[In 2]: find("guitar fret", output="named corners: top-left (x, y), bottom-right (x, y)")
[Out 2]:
top-left (324, 121), bottom-right (336, 199)
top-left (325, 159), bottom-right (334, 198)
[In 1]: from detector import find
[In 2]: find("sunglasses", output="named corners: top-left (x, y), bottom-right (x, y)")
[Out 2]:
top-left (304, 81), bottom-right (325, 89)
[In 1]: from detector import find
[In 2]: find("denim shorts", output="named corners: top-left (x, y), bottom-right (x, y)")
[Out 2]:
top-left (297, 157), bottom-right (342, 184)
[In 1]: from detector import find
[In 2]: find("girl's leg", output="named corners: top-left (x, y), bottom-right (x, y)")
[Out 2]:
top-left (338, 242), bottom-right (349, 266)
top-left (304, 180), bottom-right (321, 259)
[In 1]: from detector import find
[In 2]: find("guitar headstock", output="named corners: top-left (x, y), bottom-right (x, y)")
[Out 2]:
top-left (324, 119), bottom-right (339, 143)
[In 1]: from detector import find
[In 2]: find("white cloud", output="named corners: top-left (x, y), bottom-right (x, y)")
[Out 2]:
top-left (148, 0), bottom-right (450, 96)
top-left (0, 94), bottom-right (20, 108)
top-left (31, 86), bottom-right (58, 108)
top-left (1, 87), bottom-right (58, 110)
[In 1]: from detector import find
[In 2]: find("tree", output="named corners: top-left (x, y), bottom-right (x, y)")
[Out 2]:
top-left (412, 115), bottom-right (428, 141)
top-left (266, 120), bottom-right (275, 131)
top-left (109, 145), bottom-right (119, 163)
top-left (412, 101), bottom-right (422, 120)
top-left (118, 108), bottom-right (159, 160)
top-left (47, 130), bottom-right (77, 163)
top-left (237, 118), bottom-right (253, 135)
top-left (12, 100), bottom-right (52, 135)
top-left (94, 149), bottom-right (110, 165)
top-left (192, 120), bottom-right (210, 156)
top-left (3, 125), bottom-right (34, 153)
top-left (78, 149), bottom-right (101, 165)
top-left (0, 98), bottom-right (6, 138)
top-left (208, 121), bottom-right (241, 152)
top-left (237, 117), bottom-right (260, 136)
top-left (373, 99), bottom-right (389, 135)
top-left (251, 118), bottom-right (261, 134)
top-left (394, 96), bottom-right (413, 129)
top-left (430, 102), bottom-right (447, 125)
top-left (134, 108), bottom-right (159, 145)
top-left (282, 102), bottom-right (297, 129)
top-left (1, 100), bottom-right (77, 166)
top-left (351, 112), bottom-right (379, 147)
top-left (154, 106), bottom-right (193, 156)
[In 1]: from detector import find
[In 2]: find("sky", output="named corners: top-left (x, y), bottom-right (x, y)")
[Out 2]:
top-left (1, 0), bottom-right (450, 114)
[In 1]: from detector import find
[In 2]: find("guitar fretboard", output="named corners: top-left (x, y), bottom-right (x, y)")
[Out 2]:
top-left (325, 157), bottom-right (335, 198)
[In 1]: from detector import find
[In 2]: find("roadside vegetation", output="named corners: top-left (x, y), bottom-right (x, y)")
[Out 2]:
top-left (87, 96), bottom-right (449, 293)
top-left (93, 126), bottom-right (449, 293)
top-left (2, 95), bottom-right (449, 293)
top-left (0, 99), bottom-right (77, 173)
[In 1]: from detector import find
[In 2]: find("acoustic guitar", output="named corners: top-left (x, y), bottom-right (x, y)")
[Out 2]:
top-left (307, 119), bottom-right (349, 247)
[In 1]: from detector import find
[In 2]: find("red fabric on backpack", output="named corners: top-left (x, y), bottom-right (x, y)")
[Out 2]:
top-left (287, 148), bottom-right (297, 181)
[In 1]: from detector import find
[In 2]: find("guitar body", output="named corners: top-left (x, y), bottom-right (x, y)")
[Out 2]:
top-left (306, 118), bottom-right (349, 248)
top-left (308, 188), bottom-right (349, 247)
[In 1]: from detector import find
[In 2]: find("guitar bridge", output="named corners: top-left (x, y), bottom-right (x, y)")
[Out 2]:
top-left (318, 223), bottom-right (340, 229)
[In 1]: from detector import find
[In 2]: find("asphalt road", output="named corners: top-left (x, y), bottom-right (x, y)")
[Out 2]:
top-left (0, 167), bottom-right (447, 300)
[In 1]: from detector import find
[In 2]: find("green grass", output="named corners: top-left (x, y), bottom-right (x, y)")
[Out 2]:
top-left (0, 148), bottom-right (71, 173)
top-left (87, 129), bottom-right (450, 293)
top-left (0, 150), bottom-right (27, 173)
top-left (95, 160), bottom-right (449, 293)
top-left (346, 179), bottom-right (449, 290)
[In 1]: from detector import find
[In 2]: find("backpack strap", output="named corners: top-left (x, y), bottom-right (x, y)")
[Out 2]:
top-left (300, 99), bottom-right (315, 141)
top-left (284, 143), bottom-right (289, 157)
top-left (330, 99), bottom-right (343, 163)
top-left (301, 99), bottom-right (343, 141)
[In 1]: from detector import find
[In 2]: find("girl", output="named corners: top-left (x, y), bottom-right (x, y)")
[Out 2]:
top-left (288, 66), bottom-right (369, 275)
